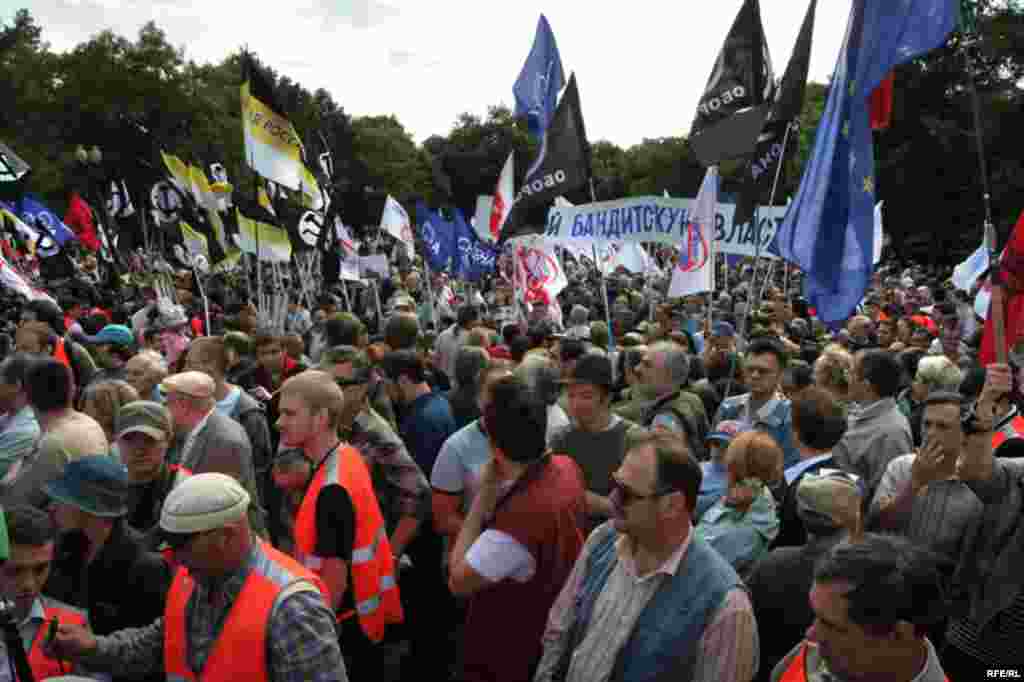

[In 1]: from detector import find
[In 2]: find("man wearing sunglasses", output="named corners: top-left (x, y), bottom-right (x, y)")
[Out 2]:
top-left (534, 432), bottom-right (757, 682)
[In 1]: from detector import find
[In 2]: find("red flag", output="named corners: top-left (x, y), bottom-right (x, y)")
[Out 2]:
top-left (870, 71), bottom-right (895, 130)
top-left (980, 210), bottom-right (1024, 364)
top-left (489, 152), bottom-right (514, 240)
top-left (64, 192), bottom-right (101, 252)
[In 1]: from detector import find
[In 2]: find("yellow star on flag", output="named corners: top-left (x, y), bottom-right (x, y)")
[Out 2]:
top-left (863, 176), bottom-right (875, 194)
top-left (842, 121), bottom-right (850, 138)
top-left (849, 79), bottom-right (856, 96)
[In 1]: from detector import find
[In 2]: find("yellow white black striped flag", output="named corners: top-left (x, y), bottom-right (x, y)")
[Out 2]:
top-left (241, 55), bottom-right (304, 190)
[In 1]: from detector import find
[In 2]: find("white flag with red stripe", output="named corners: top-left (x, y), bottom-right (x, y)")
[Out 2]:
top-left (490, 152), bottom-right (514, 240)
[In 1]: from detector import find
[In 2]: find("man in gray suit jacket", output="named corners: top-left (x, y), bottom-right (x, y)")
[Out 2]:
top-left (160, 371), bottom-right (265, 534)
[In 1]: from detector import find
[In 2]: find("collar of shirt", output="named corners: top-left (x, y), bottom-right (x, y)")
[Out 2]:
top-left (995, 405), bottom-right (1020, 432)
top-left (181, 408), bottom-right (214, 453)
top-left (193, 545), bottom-right (257, 607)
top-left (19, 596), bottom-right (45, 630)
top-left (615, 524), bottom-right (693, 582)
top-left (849, 397), bottom-right (895, 423)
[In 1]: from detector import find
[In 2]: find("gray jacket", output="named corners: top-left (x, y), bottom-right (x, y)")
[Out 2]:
top-left (832, 398), bottom-right (912, 502)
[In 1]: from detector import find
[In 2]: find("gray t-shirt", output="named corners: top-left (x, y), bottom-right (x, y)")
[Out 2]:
top-left (430, 420), bottom-right (490, 511)
top-left (871, 453), bottom-right (983, 559)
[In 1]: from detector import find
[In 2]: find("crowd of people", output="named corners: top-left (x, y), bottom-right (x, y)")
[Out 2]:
top-left (0, 247), bottom-right (1018, 682)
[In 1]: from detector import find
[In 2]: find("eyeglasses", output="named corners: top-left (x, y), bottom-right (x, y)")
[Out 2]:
top-left (610, 476), bottom-right (675, 506)
top-left (334, 377), bottom-right (368, 388)
top-left (745, 366), bottom-right (777, 376)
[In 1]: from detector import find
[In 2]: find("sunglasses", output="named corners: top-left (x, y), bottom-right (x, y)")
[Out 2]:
top-left (334, 377), bottom-right (368, 388)
top-left (610, 476), bottom-right (675, 507)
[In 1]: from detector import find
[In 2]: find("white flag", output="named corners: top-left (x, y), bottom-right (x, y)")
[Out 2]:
top-left (473, 196), bottom-right (494, 242)
top-left (380, 195), bottom-right (413, 258)
top-left (609, 242), bottom-right (654, 275)
top-left (668, 166), bottom-right (718, 298)
top-left (873, 201), bottom-right (884, 265)
top-left (953, 242), bottom-right (990, 292)
top-left (516, 235), bottom-right (568, 303)
top-left (490, 152), bottom-right (514, 240)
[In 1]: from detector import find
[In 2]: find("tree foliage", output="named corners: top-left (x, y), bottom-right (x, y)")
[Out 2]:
top-left (2, 4), bottom-right (1023, 261)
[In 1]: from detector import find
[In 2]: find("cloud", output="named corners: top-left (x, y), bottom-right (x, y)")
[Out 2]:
top-left (15, 0), bottom-right (855, 148)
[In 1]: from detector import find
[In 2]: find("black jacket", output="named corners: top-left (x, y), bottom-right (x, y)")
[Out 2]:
top-left (746, 534), bottom-right (845, 682)
top-left (46, 521), bottom-right (171, 682)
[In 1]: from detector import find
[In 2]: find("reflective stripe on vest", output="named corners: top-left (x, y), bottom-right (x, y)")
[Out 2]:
top-left (52, 338), bottom-right (71, 370)
top-left (28, 602), bottom-right (87, 679)
top-left (992, 415), bottom-right (1024, 451)
top-left (778, 643), bottom-right (808, 682)
top-left (164, 542), bottom-right (325, 682)
top-left (293, 445), bottom-right (403, 642)
top-left (778, 642), bottom-right (949, 682)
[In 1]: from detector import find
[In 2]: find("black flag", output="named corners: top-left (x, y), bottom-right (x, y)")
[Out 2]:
top-left (501, 72), bottom-right (591, 242)
top-left (734, 0), bottom-right (817, 227)
top-left (689, 0), bottom-right (775, 166)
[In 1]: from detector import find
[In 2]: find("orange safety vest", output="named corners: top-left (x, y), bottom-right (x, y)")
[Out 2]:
top-left (28, 600), bottom-right (87, 679)
top-left (293, 444), bottom-right (403, 642)
top-left (51, 337), bottom-right (71, 370)
top-left (778, 643), bottom-right (950, 682)
top-left (992, 415), bottom-right (1024, 451)
top-left (164, 542), bottom-right (325, 682)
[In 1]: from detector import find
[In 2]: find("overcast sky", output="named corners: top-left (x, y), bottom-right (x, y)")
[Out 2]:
top-left (8, 0), bottom-right (854, 148)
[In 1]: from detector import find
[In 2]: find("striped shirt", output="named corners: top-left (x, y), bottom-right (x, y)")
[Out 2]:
top-left (533, 526), bottom-right (759, 682)
top-left (871, 453), bottom-right (983, 560)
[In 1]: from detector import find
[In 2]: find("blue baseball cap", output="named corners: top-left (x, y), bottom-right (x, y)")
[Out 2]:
top-left (80, 324), bottom-right (135, 347)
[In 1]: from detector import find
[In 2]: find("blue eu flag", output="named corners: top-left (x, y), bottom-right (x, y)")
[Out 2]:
top-left (513, 14), bottom-right (565, 140)
top-left (775, 0), bottom-right (957, 325)
top-left (416, 202), bottom-right (455, 273)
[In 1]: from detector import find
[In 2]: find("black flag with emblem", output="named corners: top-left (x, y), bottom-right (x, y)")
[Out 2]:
top-left (689, 0), bottom-right (775, 166)
top-left (734, 0), bottom-right (817, 228)
top-left (500, 72), bottom-right (591, 242)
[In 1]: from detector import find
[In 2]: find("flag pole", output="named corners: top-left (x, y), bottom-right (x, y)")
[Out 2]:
top-left (963, 35), bottom-right (1004, 362)
top-left (591, 179), bottom-right (614, 351)
top-left (424, 262), bottom-right (439, 331)
top-left (743, 120), bottom-right (794, 336)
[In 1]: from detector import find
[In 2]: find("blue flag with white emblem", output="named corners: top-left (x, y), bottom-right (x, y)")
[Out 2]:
top-left (7, 195), bottom-right (77, 245)
top-left (775, 0), bottom-right (957, 326)
top-left (452, 209), bottom-right (499, 282)
top-left (416, 202), bottom-right (455, 273)
top-left (513, 14), bottom-right (566, 140)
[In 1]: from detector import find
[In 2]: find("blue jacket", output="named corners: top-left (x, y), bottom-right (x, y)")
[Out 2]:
top-left (714, 394), bottom-right (800, 469)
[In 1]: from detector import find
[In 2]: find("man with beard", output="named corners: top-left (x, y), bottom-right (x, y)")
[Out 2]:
top-left (42, 455), bottom-right (169, 682)
top-left (634, 341), bottom-right (710, 462)
top-left (533, 432), bottom-right (756, 682)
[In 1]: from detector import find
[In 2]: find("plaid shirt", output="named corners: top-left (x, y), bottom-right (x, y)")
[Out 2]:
top-left (345, 407), bottom-right (431, 527)
top-left (92, 544), bottom-right (347, 682)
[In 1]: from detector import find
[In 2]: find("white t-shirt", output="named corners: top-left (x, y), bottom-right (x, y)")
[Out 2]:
top-left (465, 530), bottom-right (536, 583)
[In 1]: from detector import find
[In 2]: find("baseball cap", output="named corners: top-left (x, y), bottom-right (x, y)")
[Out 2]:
top-left (158, 473), bottom-right (251, 548)
top-left (796, 469), bottom-right (864, 532)
top-left (116, 400), bottom-right (173, 440)
top-left (80, 324), bottom-right (135, 347)
top-left (321, 345), bottom-right (374, 384)
top-left (707, 420), bottom-right (744, 445)
top-left (44, 455), bottom-right (130, 518)
top-left (159, 371), bottom-right (216, 400)
top-left (711, 321), bottom-right (736, 339)
top-left (564, 354), bottom-right (613, 391)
